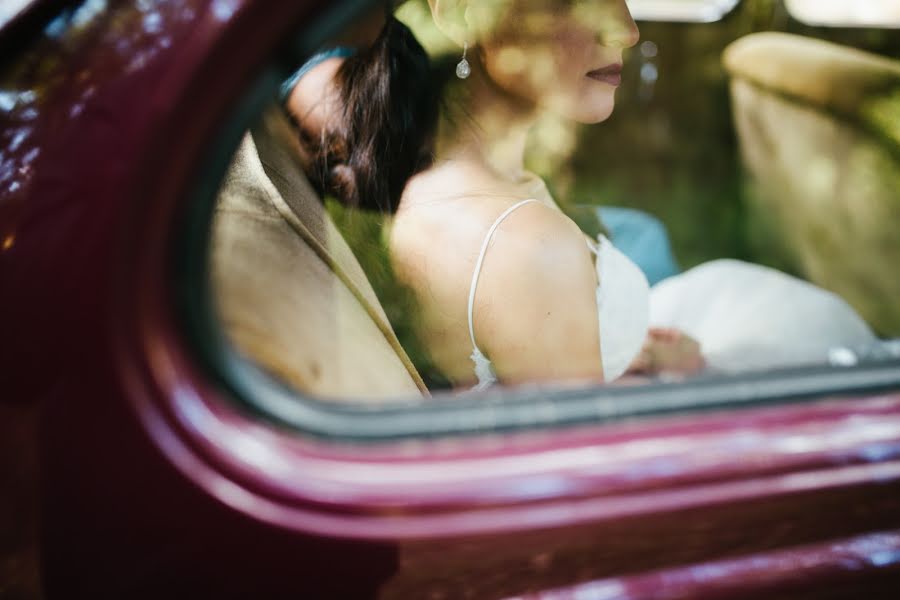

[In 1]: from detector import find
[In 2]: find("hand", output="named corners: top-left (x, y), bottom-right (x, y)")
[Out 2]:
top-left (628, 327), bottom-right (706, 376)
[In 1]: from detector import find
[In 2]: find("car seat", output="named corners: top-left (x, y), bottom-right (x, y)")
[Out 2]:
top-left (724, 32), bottom-right (900, 336)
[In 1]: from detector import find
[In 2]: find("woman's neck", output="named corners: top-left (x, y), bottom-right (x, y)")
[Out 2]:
top-left (439, 56), bottom-right (541, 183)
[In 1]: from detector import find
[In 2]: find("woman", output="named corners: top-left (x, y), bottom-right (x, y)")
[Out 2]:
top-left (289, 0), bottom-right (877, 390)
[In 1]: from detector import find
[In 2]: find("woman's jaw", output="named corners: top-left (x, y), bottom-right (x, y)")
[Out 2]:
top-left (478, 39), bottom-right (627, 125)
top-left (464, 0), bottom-right (638, 124)
top-left (437, 56), bottom-right (617, 186)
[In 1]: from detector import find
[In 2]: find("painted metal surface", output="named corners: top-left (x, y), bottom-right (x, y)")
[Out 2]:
top-left (2, 0), bottom-right (900, 597)
top-left (511, 530), bottom-right (900, 599)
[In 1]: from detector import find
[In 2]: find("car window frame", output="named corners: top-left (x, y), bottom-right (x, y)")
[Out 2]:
top-left (173, 0), bottom-right (900, 444)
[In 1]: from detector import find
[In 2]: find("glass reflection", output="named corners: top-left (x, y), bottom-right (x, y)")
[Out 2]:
top-left (0, 0), bottom-right (34, 29)
top-left (625, 0), bottom-right (742, 23)
top-left (786, 0), bottom-right (900, 28)
top-left (209, 0), bottom-right (899, 403)
top-left (0, 0), bottom-right (194, 261)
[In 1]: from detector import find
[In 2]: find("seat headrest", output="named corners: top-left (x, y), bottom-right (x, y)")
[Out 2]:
top-left (723, 32), bottom-right (900, 152)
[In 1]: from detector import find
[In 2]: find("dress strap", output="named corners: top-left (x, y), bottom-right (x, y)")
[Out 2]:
top-left (467, 199), bottom-right (539, 356)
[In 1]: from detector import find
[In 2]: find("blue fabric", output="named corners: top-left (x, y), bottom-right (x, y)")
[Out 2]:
top-left (597, 206), bottom-right (679, 286)
top-left (279, 46), bottom-right (358, 105)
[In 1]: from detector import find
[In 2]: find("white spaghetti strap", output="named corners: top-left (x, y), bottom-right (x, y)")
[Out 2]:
top-left (467, 199), bottom-right (539, 354)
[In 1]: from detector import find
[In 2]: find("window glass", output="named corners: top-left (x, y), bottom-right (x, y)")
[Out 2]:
top-left (786, 0), bottom-right (900, 28)
top-left (625, 0), bottom-right (741, 23)
top-left (199, 0), bottom-right (900, 420)
top-left (0, 0), bottom-right (36, 29)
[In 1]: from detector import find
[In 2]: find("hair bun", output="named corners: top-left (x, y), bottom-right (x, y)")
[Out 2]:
top-left (328, 163), bottom-right (359, 205)
top-left (302, 16), bottom-right (438, 213)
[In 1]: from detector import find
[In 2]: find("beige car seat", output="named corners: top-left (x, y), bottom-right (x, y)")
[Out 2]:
top-left (724, 32), bottom-right (900, 336)
top-left (209, 107), bottom-right (428, 402)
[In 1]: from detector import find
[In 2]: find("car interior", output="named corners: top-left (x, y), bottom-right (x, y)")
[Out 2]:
top-left (195, 0), bottom-right (900, 419)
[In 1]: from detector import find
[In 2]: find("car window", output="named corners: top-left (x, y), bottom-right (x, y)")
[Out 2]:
top-left (0, 0), bottom-right (36, 29)
top-left (625, 0), bottom-right (741, 23)
top-left (786, 0), bottom-right (900, 28)
top-left (186, 0), bottom-right (900, 438)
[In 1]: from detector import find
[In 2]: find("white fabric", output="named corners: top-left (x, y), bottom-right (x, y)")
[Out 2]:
top-left (649, 259), bottom-right (876, 372)
top-left (465, 198), bottom-right (878, 385)
top-left (466, 200), bottom-right (650, 388)
top-left (591, 234), bottom-right (651, 381)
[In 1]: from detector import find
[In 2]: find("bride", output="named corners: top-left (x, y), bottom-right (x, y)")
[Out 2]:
top-left (287, 0), bottom-right (877, 390)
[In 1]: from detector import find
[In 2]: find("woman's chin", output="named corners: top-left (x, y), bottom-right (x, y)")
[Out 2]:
top-left (567, 101), bottom-right (615, 124)
top-left (580, 105), bottom-right (615, 124)
top-left (549, 91), bottom-right (617, 124)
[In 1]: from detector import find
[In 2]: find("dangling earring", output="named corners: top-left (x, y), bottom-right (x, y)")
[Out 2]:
top-left (456, 42), bottom-right (471, 79)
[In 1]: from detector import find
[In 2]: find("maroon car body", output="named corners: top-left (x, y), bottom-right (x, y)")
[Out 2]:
top-left (1, 0), bottom-right (900, 598)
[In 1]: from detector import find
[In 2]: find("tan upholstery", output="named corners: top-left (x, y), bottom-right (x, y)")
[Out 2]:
top-left (724, 33), bottom-right (900, 335)
top-left (209, 108), bottom-right (428, 402)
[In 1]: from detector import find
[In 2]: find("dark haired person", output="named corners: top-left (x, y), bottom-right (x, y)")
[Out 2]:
top-left (207, 5), bottom-right (435, 400)
top-left (283, 7), bottom-right (438, 213)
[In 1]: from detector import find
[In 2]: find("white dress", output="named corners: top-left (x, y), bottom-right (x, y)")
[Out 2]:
top-left (464, 200), bottom-right (878, 387)
top-left (649, 259), bottom-right (877, 372)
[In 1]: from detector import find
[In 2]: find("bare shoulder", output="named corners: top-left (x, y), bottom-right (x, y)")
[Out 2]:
top-left (392, 159), bottom-right (590, 287)
top-left (475, 200), bottom-right (597, 317)
top-left (390, 168), bottom-right (603, 384)
top-left (474, 200), bottom-right (603, 383)
top-left (394, 160), bottom-right (578, 246)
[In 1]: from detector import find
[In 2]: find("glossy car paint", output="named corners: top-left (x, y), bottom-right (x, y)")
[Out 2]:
top-left (1, 0), bottom-right (900, 598)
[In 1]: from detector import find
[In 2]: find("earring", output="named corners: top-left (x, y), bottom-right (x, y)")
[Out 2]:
top-left (456, 42), bottom-right (471, 79)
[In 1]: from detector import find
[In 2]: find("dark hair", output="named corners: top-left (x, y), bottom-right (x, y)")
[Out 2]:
top-left (300, 16), bottom-right (438, 213)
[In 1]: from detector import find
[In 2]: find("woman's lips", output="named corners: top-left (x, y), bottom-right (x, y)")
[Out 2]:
top-left (587, 63), bottom-right (623, 86)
